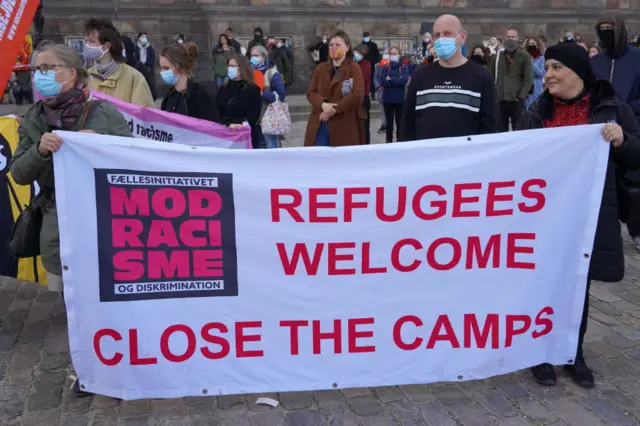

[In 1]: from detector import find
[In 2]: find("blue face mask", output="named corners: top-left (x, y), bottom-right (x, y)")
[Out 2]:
top-left (434, 37), bottom-right (458, 60)
top-left (353, 52), bottom-right (363, 62)
top-left (363, 37), bottom-right (370, 43)
top-left (250, 56), bottom-right (263, 67)
top-left (34, 70), bottom-right (65, 97)
top-left (228, 66), bottom-right (239, 79)
top-left (161, 69), bottom-right (179, 86)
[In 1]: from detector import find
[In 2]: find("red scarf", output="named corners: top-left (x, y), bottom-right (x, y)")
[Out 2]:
top-left (543, 94), bottom-right (590, 128)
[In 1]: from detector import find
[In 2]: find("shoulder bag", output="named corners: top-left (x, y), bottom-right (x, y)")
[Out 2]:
top-left (6, 101), bottom-right (98, 259)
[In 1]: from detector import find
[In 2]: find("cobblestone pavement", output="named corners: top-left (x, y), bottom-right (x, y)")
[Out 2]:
top-left (2, 115), bottom-right (640, 425)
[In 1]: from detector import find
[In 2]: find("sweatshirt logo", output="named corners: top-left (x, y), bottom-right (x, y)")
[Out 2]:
top-left (434, 84), bottom-right (462, 90)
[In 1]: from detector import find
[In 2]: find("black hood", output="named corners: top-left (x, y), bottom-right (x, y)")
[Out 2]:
top-left (596, 13), bottom-right (629, 58)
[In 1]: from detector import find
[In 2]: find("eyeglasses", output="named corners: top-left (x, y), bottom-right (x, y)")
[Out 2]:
top-left (30, 64), bottom-right (67, 75)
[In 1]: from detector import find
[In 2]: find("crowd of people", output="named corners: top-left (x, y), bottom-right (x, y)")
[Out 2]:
top-left (5, 11), bottom-right (640, 397)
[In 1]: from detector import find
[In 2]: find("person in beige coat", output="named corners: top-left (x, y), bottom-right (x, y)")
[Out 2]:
top-left (84, 18), bottom-right (154, 107)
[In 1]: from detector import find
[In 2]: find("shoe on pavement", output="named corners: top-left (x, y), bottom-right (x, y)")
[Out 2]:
top-left (634, 236), bottom-right (640, 253)
top-left (377, 126), bottom-right (386, 134)
top-left (531, 363), bottom-right (557, 386)
top-left (565, 357), bottom-right (595, 388)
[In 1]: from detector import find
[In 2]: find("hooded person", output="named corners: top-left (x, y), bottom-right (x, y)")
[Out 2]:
top-left (246, 27), bottom-right (266, 58)
top-left (592, 14), bottom-right (640, 123)
top-left (519, 42), bottom-right (640, 389)
top-left (592, 14), bottom-right (640, 252)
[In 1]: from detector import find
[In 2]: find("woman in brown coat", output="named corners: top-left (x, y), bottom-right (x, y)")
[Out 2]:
top-left (304, 30), bottom-right (366, 147)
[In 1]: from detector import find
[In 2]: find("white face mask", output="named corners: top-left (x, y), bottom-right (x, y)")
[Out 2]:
top-left (276, 42), bottom-right (283, 48)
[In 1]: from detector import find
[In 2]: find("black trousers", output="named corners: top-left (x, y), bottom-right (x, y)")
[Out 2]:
top-left (383, 103), bottom-right (403, 143)
top-left (370, 64), bottom-right (376, 98)
top-left (363, 96), bottom-right (371, 145)
top-left (576, 278), bottom-right (591, 361)
top-left (499, 100), bottom-right (525, 132)
top-left (627, 197), bottom-right (640, 237)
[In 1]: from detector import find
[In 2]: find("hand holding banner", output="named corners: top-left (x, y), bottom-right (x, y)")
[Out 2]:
top-left (54, 126), bottom-right (608, 400)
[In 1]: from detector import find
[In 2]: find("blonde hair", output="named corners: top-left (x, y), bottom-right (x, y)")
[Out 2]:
top-left (32, 41), bottom-right (89, 86)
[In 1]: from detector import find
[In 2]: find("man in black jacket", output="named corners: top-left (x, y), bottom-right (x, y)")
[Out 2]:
top-left (308, 36), bottom-right (329, 67)
top-left (267, 36), bottom-right (292, 86)
top-left (362, 31), bottom-right (382, 100)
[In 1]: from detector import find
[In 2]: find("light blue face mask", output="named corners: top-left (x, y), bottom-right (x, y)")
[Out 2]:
top-left (363, 37), bottom-right (370, 43)
top-left (228, 66), bottom-right (239, 79)
top-left (434, 37), bottom-right (459, 60)
top-left (34, 70), bottom-right (65, 97)
top-left (250, 56), bottom-right (263, 67)
top-left (161, 69), bottom-right (179, 86)
top-left (354, 52), bottom-right (363, 62)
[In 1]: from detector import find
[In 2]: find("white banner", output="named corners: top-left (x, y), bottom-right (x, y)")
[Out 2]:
top-left (54, 125), bottom-right (609, 400)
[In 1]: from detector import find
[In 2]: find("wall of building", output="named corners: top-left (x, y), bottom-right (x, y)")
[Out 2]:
top-left (40, 1), bottom-right (640, 93)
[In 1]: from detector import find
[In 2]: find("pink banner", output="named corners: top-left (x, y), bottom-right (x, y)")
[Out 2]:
top-left (91, 91), bottom-right (252, 149)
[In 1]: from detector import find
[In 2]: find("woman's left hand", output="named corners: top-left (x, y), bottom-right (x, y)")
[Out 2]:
top-left (602, 123), bottom-right (625, 148)
top-left (319, 112), bottom-right (331, 122)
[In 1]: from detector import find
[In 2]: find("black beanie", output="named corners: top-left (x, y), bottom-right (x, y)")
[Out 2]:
top-left (545, 43), bottom-right (597, 88)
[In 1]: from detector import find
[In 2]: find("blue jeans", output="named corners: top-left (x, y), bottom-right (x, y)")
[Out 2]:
top-left (263, 134), bottom-right (280, 149)
top-left (215, 76), bottom-right (226, 88)
top-left (315, 122), bottom-right (330, 146)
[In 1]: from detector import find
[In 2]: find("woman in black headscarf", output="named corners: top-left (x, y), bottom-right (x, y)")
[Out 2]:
top-left (519, 42), bottom-right (640, 388)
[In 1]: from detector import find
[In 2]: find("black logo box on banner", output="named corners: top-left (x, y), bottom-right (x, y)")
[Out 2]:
top-left (94, 169), bottom-right (238, 302)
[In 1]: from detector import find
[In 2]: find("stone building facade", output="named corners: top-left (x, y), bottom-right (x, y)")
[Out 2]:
top-left (41, 0), bottom-right (640, 93)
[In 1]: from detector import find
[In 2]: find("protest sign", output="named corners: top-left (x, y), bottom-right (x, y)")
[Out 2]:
top-left (0, 116), bottom-right (46, 283)
top-left (90, 91), bottom-right (252, 149)
top-left (54, 125), bottom-right (608, 400)
top-left (0, 0), bottom-right (39, 92)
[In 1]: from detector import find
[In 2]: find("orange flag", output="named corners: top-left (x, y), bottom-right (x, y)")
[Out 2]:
top-left (0, 0), bottom-right (40, 92)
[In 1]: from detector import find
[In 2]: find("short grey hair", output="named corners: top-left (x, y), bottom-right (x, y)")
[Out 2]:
top-left (32, 41), bottom-right (89, 86)
top-left (251, 45), bottom-right (269, 60)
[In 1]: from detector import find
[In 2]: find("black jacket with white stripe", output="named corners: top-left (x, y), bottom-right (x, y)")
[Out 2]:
top-left (399, 60), bottom-right (499, 142)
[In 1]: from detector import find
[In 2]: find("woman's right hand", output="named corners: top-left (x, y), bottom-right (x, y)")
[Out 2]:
top-left (321, 102), bottom-right (337, 115)
top-left (37, 133), bottom-right (62, 156)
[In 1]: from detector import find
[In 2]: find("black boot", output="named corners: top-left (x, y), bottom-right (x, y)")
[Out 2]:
top-left (565, 357), bottom-right (594, 388)
top-left (531, 363), bottom-right (557, 386)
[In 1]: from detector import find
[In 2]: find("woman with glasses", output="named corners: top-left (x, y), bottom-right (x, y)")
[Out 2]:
top-left (9, 43), bottom-right (131, 396)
